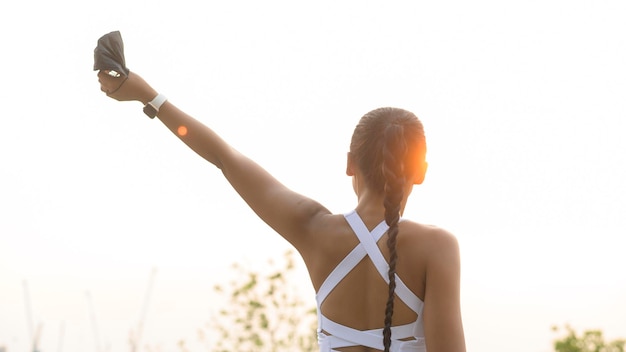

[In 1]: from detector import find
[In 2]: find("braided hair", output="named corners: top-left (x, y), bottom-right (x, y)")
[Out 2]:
top-left (349, 107), bottom-right (425, 352)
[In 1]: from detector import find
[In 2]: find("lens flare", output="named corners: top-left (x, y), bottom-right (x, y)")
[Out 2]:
top-left (177, 125), bottom-right (188, 136)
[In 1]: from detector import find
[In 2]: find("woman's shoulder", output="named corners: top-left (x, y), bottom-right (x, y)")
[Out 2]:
top-left (304, 212), bottom-right (359, 249)
top-left (400, 219), bottom-right (455, 237)
top-left (398, 220), bottom-right (460, 254)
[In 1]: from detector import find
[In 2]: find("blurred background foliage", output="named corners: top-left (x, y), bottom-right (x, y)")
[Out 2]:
top-left (553, 325), bottom-right (625, 352)
top-left (190, 250), bottom-right (317, 352)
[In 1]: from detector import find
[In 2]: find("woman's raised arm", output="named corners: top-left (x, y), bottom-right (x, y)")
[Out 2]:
top-left (97, 71), bottom-right (330, 248)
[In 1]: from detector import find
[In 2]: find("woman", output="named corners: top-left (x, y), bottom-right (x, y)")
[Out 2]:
top-left (97, 70), bottom-right (466, 352)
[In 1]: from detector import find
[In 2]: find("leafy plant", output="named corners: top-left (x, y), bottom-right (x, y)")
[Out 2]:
top-left (202, 250), bottom-right (318, 352)
top-left (553, 325), bottom-right (625, 352)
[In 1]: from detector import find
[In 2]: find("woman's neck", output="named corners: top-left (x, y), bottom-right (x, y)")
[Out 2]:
top-left (354, 188), bottom-right (408, 222)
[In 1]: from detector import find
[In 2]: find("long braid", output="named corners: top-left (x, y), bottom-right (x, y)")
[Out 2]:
top-left (381, 124), bottom-right (408, 352)
top-left (349, 107), bottom-right (425, 352)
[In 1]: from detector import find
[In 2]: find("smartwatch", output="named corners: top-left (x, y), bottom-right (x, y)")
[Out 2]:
top-left (143, 93), bottom-right (167, 118)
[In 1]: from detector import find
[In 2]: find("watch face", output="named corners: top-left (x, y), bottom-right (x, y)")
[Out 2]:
top-left (143, 103), bottom-right (158, 118)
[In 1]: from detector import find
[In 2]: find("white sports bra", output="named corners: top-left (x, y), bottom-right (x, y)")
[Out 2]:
top-left (315, 210), bottom-right (426, 352)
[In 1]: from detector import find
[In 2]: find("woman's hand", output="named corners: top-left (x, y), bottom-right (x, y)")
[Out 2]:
top-left (97, 70), bottom-right (157, 105)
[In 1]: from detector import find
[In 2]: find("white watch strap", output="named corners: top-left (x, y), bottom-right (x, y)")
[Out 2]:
top-left (149, 93), bottom-right (167, 111)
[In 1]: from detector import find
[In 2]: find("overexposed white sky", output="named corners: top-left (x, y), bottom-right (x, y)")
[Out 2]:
top-left (1, 1), bottom-right (625, 352)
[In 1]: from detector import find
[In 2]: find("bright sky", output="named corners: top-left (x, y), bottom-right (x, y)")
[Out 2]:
top-left (1, 1), bottom-right (625, 352)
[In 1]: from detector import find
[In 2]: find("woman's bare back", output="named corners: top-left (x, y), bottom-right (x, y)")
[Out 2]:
top-left (298, 211), bottom-right (441, 351)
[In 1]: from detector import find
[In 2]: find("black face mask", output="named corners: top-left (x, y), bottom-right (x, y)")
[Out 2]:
top-left (93, 30), bottom-right (129, 77)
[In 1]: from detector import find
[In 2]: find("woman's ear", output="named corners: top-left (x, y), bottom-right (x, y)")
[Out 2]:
top-left (413, 161), bottom-right (428, 185)
top-left (346, 152), bottom-right (356, 176)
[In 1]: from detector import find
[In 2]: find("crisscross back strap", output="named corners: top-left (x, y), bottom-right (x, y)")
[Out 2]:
top-left (316, 215), bottom-right (388, 303)
top-left (316, 210), bottom-right (426, 351)
top-left (343, 211), bottom-right (423, 314)
top-left (320, 315), bottom-right (416, 351)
